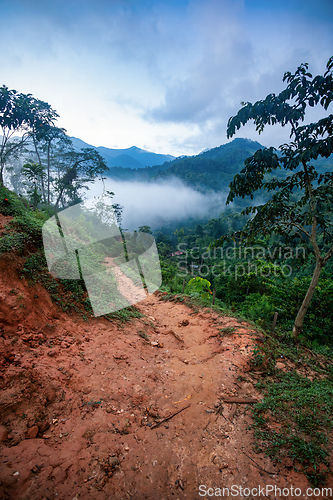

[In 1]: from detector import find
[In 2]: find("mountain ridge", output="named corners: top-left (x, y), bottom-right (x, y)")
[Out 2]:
top-left (70, 137), bottom-right (175, 168)
top-left (105, 138), bottom-right (266, 192)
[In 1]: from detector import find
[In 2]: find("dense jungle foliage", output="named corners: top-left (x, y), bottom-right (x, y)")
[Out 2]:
top-left (156, 212), bottom-right (333, 349)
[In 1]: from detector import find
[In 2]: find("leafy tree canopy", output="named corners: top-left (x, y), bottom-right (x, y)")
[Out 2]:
top-left (0, 85), bottom-right (58, 184)
top-left (225, 57), bottom-right (333, 338)
top-left (54, 147), bottom-right (108, 209)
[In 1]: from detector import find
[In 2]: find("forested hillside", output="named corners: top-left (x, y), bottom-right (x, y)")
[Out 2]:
top-left (105, 138), bottom-right (264, 189)
top-left (151, 138), bottom-right (264, 191)
top-left (105, 137), bottom-right (333, 195)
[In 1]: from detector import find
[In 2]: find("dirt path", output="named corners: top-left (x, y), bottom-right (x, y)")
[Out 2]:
top-left (103, 256), bottom-right (147, 305)
top-left (0, 220), bottom-right (323, 499)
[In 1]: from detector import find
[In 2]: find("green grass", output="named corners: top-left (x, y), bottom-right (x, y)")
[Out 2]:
top-left (219, 326), bottom-right (236, 336)
top-left (138, 330), bottom-right (150, 340)
top-left (104, 306), bottom-right (143, 323)
top-left (251, 362), bottom-right (333, 485)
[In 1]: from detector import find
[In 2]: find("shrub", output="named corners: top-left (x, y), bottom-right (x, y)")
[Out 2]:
top-left (187, 276), bottom-right (212, 300)
top-left (240, 293), bottom-right (275, 328)
top-left (9, 212), bottom-right (46, 246)
top-left (60, 278), bottom-right (86, 299)
top-left (22, 252), bottom-right (48, 275)
top-left (268, 276), bottom-right (333, 344)
top-left (0, 232), bottom-right (28, 254)
top-left (0, 186), bottom-right (28, 216)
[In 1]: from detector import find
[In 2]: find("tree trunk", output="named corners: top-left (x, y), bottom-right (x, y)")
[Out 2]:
top-left (33, 135), bottom-right (46, 203)
top-left (0, 138), bottom-right (6, 187)
top-left (0, 151), bottom-right (6, 186)
top-left (292, 259), bottom-right (323, 338)
top-left (47, 142), bottom-right (51, 205)
top-left (54, 187), bottom-right (65, 210)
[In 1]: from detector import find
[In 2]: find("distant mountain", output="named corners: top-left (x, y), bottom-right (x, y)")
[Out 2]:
top-left (105, 138), bottom-right (265, 192)
top-left (70, 137), bottom-right (174, 168)
top-left (152, 137), bottom-right (333, 196)
top-left (153, 138), bottom-right (264, 191)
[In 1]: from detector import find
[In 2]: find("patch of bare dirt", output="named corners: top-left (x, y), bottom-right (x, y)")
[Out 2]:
top-left (0, 241), bottom-right (331, 499)
top-left (0, 215), bottom-right (12, 237)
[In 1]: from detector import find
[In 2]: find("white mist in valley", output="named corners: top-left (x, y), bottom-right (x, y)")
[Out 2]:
top-left (87, 177), bottom-right (227, 230)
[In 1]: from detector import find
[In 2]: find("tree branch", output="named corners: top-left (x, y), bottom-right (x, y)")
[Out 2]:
top-left (323, 242), bottom-right (333, 265)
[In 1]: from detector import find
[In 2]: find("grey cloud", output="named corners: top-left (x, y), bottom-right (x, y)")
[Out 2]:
top-left (2, 0), bottom-right (332, 158)
top-left (144, 0), bottom-right (332, 154)
top-left (147, 47), bottom-right (333, 152)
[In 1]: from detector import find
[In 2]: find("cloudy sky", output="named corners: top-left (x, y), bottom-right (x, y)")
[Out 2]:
top-left (1, 0), bottom-right (333, 157)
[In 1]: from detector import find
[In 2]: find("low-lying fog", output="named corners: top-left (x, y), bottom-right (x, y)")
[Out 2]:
top-left (87, 177), bottom-right (227, 230)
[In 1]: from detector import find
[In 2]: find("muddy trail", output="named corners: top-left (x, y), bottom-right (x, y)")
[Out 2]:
top-left (0, 227), bottom-right (324, 499)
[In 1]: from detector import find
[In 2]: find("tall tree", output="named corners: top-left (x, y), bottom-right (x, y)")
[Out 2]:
top-left (22, 162), bottom-right (45, 210)
top-left (29, 125), bottom-right (72, 204)
top-left (0, 85), bottom-right (58, 186)
top-left (226, 57), bottom-right (333, 338)
top-left (24, 127), bottom-right (109, 210)
top-left (54, 148), bottom-right (109, 210)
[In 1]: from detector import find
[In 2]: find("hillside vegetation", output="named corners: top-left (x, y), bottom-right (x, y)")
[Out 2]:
top-left (1, 59), bottom-right (333, 491)
top-left (105, 137), bottom-right (333, 197)
top-left (1, 186), bottom-right (332, 489)
top-left (105, 138), bottom-right (266, 191)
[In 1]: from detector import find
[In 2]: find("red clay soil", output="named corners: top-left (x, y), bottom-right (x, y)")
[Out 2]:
top-left (0, 216), bottom-right (331, 499)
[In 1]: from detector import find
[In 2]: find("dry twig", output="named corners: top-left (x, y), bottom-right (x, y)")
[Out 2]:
top-left (150, 404), bottom-right (191, 429)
